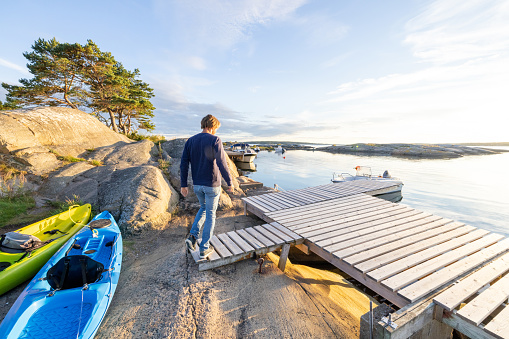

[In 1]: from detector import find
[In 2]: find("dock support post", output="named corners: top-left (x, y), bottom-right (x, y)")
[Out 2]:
top-left (278, 244), bottom-right (291, 272)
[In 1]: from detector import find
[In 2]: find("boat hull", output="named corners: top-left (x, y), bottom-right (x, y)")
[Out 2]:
top-left (0, 204), bottom-right (91, 295)
top-left (0, 211), bottom-right (122, 339)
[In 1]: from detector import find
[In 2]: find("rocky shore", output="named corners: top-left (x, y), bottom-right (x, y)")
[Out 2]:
top-left (0, 107), bottom-right (374, 338)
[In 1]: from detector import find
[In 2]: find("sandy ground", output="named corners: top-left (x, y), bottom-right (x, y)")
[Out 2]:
top-left (1, 204), bottom-right (376, 338)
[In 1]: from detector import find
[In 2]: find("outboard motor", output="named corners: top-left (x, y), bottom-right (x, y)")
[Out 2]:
top-left (383, 170), bottom-right (391, 178)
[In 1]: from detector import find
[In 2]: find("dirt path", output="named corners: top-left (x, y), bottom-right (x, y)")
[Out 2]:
top-left (1, 206), bottom-right (375, 338)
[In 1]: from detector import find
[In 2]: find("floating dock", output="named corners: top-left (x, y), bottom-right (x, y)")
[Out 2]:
top-left (191, 180), bottom-right (509, 338)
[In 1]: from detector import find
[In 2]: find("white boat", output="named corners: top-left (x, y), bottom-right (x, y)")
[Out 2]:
top-left (226, 143), bottom-right (257, 163)
top-left (332, 166), bottom-right (403, 201)
top-left (275, 145), bottom-right (286, 153)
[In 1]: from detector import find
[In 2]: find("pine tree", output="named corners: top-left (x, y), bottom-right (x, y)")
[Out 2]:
top-left (1, 38), bottom-right (156, 135)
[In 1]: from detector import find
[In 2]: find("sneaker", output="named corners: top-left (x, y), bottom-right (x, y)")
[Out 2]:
top-left (199, 246), bottom-right (214, 259)
top-left (185, 234), bottom-right (197, 251)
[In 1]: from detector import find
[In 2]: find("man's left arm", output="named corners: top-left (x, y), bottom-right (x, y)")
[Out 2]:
top-left (215, 138), bottom-right (233, 191)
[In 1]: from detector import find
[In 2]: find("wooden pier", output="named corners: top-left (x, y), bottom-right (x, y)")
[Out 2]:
top-left (191, 180), bottom-right (509, 338)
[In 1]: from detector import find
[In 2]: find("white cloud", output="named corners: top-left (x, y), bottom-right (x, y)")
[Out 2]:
top-left (316, 0), bottom-right (509, 143)
top-left (405, 0), bottom-right (509, 64)
top-left (0, 58), bottom-right (29, 75)
top-left (153, 0), bottom-right (308, 49)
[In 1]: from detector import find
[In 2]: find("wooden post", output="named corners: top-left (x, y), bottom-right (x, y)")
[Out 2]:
top-left (278, 244), bottom-right (291, 272)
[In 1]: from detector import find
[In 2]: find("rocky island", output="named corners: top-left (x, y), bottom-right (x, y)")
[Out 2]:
top-left (317, 143), bottom-right (506, 158)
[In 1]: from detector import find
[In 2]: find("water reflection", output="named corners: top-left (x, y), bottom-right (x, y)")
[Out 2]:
top-left (245, 150), bottom-right (509, 236)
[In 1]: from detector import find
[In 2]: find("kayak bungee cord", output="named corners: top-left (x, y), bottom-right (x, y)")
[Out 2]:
top-left (68, 205), bottom-right (88, 229)
top-left (76, 286), bottom-right (85, 339)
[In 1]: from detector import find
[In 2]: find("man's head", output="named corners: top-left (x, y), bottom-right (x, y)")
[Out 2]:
top-left (201, 114), bottom-right (221, 134)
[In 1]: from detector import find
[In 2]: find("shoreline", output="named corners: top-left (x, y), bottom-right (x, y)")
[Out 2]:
top-left (271, 143), bottom-right (508, 159)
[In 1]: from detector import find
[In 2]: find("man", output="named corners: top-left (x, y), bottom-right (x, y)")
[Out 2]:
top-left (180, 114), bottom-right (233, 259)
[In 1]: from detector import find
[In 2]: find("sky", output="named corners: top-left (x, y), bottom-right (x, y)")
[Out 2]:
top-left (1, 0), bottom-right (508, 144)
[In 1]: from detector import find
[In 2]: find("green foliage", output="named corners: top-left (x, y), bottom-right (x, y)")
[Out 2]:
top-left (88, 160), bottom-right (103, 166)
top-left (0, 98), bottom-right (20, 110)
top-left (2, 38), bottom-right (156, 135)
top-left (127, 131), bottom-right (165, 143)
top-left (49, 149), bottom-right (85, 163)
top-left (0, 195), bottom-right (36, 228)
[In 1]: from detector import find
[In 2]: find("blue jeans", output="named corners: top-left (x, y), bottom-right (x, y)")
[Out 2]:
top-left (189, 185), bottom-right (221, 251)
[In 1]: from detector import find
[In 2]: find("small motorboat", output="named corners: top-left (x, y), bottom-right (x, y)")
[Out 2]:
top-left (226, 143), bottom-right (257, 163)
top-left (275, 145), bottom-right (286, 153)
top-left (332, 166), bottom-right (403, 202)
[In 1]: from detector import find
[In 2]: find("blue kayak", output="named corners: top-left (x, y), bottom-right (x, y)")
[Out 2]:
top-left (0, 211), bottom-right (122, 339)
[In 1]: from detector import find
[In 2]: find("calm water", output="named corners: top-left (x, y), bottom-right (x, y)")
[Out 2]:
top-left (243, 147), bottom-right (509, 236)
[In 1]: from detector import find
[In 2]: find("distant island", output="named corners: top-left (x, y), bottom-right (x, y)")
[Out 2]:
top-left (315, 143), bottom-right (509, 159)
top-left (229, 141), bottom-right (509, 159)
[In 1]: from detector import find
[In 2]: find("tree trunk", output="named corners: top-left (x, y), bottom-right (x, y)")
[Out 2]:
top-left (107, 108), bottom-right (119, 133)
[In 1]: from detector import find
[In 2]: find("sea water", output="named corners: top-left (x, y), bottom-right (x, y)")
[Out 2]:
top-left (242, 147), bottom-right (509, 236)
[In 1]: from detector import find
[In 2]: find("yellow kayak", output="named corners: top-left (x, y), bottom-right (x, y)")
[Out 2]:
top-left (0, 204), bottom-right (91, 295)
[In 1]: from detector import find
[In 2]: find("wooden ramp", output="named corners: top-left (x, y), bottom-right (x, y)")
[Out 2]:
top-left (190, 223), bottom-right (303, 271)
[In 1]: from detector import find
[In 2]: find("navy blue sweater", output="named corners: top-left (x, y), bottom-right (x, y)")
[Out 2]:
top-left (180, 132), bottom-right (232, 188)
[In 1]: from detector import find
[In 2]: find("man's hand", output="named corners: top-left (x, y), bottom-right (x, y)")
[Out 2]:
top-left (227, 186), bottom-right (233, 193)
top-left (181, 187), bottom-right (189, 197)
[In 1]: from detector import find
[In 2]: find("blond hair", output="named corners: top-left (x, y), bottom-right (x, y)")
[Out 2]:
top-left (201, 114), bottom-right (221, 130)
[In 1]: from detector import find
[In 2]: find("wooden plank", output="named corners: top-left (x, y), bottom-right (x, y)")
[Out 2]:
top-left (457, 273), bottom-right (509, 325)
top-left (441, 313), bottom-right (497, 339)
top-left (254, 225), bottom-right (285, 245)
top-left (277, 199), bottom-right (391, 227)
top-left (217, 233), bottom-right (243, 255)
top-left (305, 240), bottom-right (410, 308)
top-left (350, 224), bottom-right (473, 272)
top-left (198, 251), bottom-right (254, 271)
top-left (322, 215), bottom-right (443, 256)
top-left (275, 198), bottom-right (389, 226)
top-left (314, 211), bottom-right (431, 251)
top-left (381, 233), bottom-right (505, 290)
top-left (243, 197), bottom-right (271, 213)
top-left (252, 195), bottom-right (285, 211)
top-left (261, 223), bottom-right (294, 243)
top-left (246, 227), bottom-right (276, 247)
top-left (337, 220), bottom-right (460, 263)
top-left (289, 205), bottom-right (411, 235)
top-left (303, 208), bottom-right (426, 241)
top-left (278, 244), bottom-right (291, 271)
top-left (209, 236), bottom-right (233, 258)
top-left (434, 251), bottom-right (509, 311)
top-left (398, 238), bottom-right (509, 303)
top-left (270, 222), bottom-right (303, 242)
top-left (368, 228), bottom-right (492, 282)
top-left (245, 204), bottom-right (274, 223)
top-left (267, 194), bottom-right (372, 219)
top-left (288, 204), bottom-right (410, 232)
top-left (226, 231), bottom-right (255, 252)
top-left (191, 238), bottom-right (221, 262)
top-left (484, 303), bottom-right (509, 338)
top-left (236, 229), bottom-right (264, 249)
top-left (267, 194), bottom-right (301, 208)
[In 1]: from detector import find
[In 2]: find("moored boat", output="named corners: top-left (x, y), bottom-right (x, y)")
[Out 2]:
top-left (0, 211), bottom-right (122, 339)
top-left (226, 143), bottom-right (257, 163)
top-left (0, 204), bottom-right (91, 295)
top-left (332, 166), bottom-right (403, 202)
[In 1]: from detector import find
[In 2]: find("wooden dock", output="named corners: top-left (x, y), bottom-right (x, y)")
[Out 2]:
top-left (191, 180), bottom-right (509, 338)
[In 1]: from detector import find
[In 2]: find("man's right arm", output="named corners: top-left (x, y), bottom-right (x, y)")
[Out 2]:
top-left (180, 141), bottom-right (190, 190)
